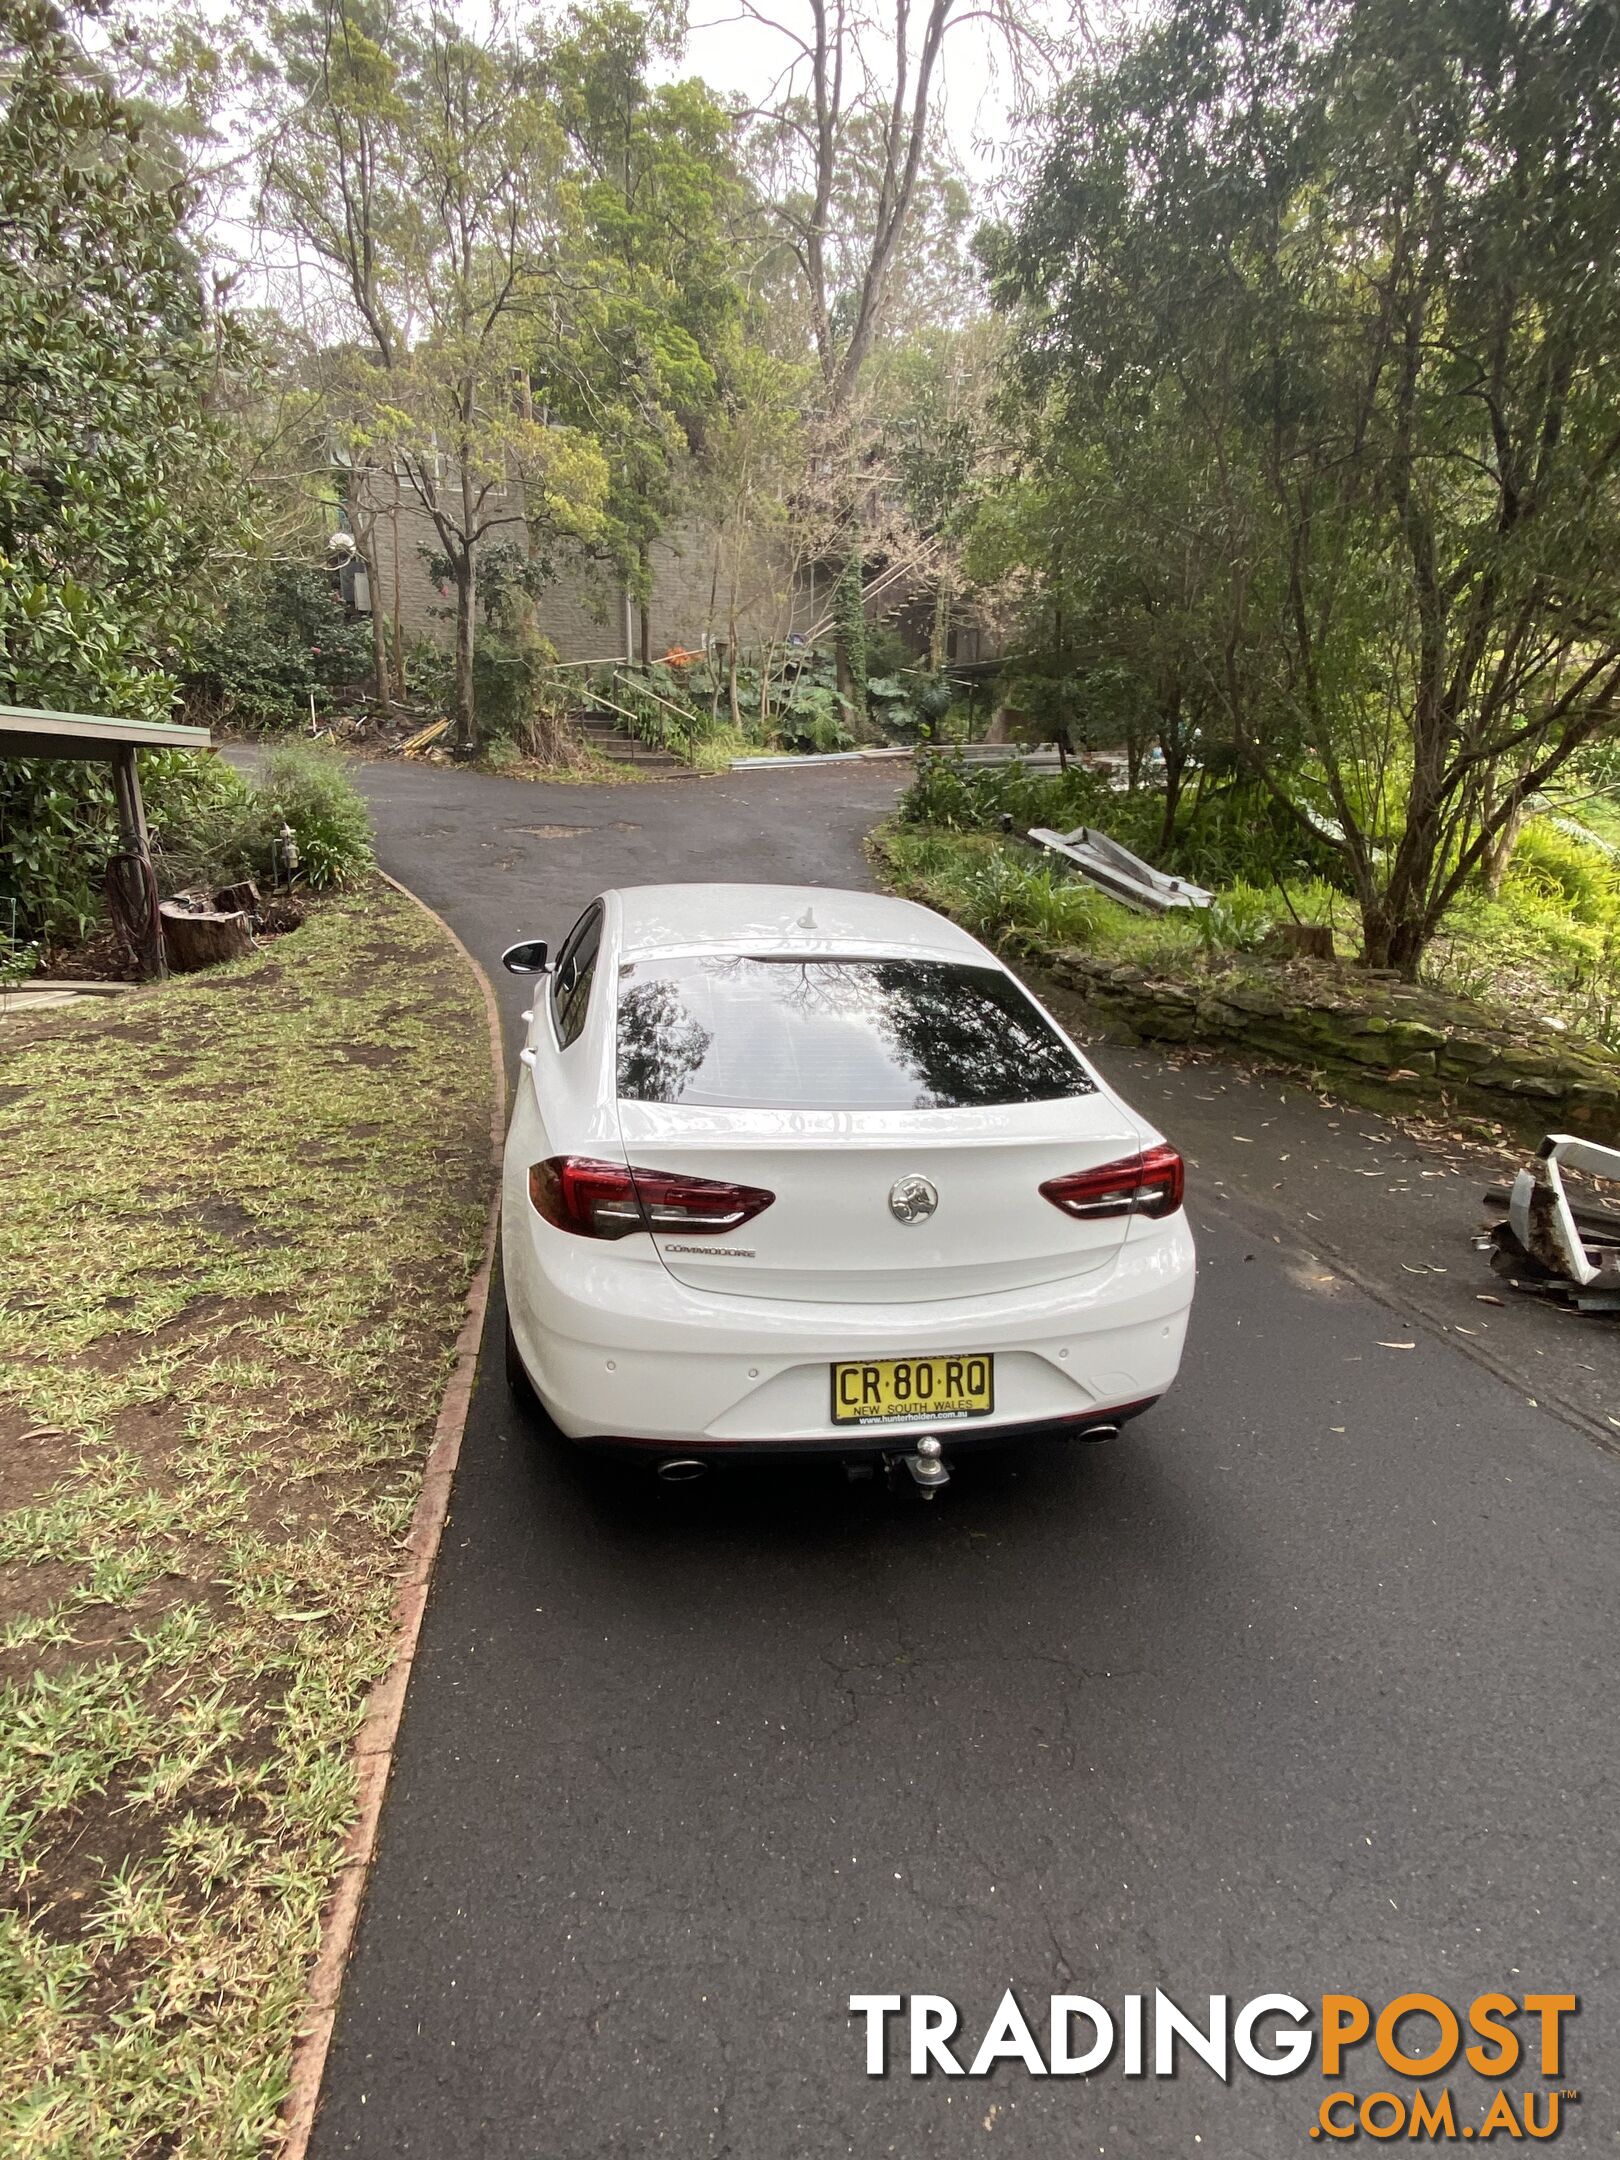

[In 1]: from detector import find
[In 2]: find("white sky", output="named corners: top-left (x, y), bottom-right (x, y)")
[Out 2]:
top-left (177, 0), bottom-right (1094, 305)
top-left (676, 3), bottom-right (1080, 194)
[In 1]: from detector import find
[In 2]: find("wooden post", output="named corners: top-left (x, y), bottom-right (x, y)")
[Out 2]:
top-left (111, 744), bottom-right (166, 980)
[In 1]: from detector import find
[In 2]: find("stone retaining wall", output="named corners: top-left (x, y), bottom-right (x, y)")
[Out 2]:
top-left (1028, 942), bottom-right (1620, 1138)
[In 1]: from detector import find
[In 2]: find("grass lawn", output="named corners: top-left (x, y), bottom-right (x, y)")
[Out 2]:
top-left (0, 884), bottom-right (495, 2156)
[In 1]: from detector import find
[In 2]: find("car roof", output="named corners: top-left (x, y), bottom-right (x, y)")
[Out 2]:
top-left (608, 883), bottom-right (992, 964)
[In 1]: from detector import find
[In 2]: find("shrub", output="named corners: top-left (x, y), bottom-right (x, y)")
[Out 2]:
top-left (1508, 819), bottom-right (1620, 926)
top-left (1193, 880), bottom-right (1278, 954)
top-left (884, 827), bottom-right (1118, 949)
top-left (1171, 783), bottom-right (1345, 891)
top-left (900, 753), bottom-right (1116, 835)
top-left (253, 744), bottom-right (374, 888)
top-left (183, 562), bottom-right (376, 732)
top-left (0, 749), bottom-right (253, 949)
top-left (473, 626), bottom-right (562, 747)
top-left (405, 636), bottom-right (455, 715)
top-left (0, 739), bottom-right (372, 959)
top-left (151, 745), bottom-right (373, 894)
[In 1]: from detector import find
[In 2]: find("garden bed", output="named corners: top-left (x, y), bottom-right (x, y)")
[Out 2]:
top-left (0, 882), bottom-right (495, 2153)
top-left (874, 826), bottom-right (1620, 1143)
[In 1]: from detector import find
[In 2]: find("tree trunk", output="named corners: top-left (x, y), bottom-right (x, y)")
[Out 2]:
top-left (1158, 750), bottom-right (1183, 857)
top-left (454, 417), bottom-right (479, 749)
top-left (352, 498), bottom-right (391, 722)
top-left (834, 541), bottom-right (865, 723)
top-left (637, 538), bottom-right (652, 668)
top-left (727, 580), bottom-right (742, 733)
top-left (1157, 688), bottom-right (1185, 857)
top-left (1482, 798), bottom-right (1529, 896)
top-left (930, 573), bottom-right (951, 674)
top-left (453, 556), bottom-right (477, 750)
top-left (390, 473), bottom-right (406, 700)
top-left (1360, 904), bottom-right (1428, 980)
top-left (366, 545), bottom-right (392, 722)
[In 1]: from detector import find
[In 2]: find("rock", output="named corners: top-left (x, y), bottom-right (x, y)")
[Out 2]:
top-left (1219, 983), bottom-right (1290, 1019)
top-left (1388, 1020), bottom-right (1448, 1053)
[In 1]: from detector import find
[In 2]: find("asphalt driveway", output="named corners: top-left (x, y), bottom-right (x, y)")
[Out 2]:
top-left (310, 759), bottom-right (1619, 2157)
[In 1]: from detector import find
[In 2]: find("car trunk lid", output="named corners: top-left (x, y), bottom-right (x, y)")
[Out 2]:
top-left (615, 1097), bottom-right (1147, 1302)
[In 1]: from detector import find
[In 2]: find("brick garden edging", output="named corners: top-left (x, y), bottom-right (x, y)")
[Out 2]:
top-left (276, 875), bottom-right (507, 2160)
top-left (1029, 942), bottom-right (1620, 1139)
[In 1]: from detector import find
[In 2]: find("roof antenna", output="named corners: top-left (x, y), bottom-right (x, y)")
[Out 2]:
top-left (797, 905), bottom-right (817, 931)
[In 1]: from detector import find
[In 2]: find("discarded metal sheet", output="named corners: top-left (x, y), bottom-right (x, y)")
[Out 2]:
top-left (1482, 1133), bottom-right (1620, 1314)
top-left (728, 747), bottom-right (913, 770)
top-left (1027, 826), bottom-right (1214, 914)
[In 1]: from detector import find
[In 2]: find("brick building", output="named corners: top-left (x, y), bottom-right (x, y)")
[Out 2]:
top-left (345, 466), bottom-right (816, 664)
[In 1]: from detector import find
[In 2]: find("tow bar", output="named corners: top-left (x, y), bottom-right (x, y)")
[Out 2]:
top-left (901, 1435), bottom-right (950, 1498)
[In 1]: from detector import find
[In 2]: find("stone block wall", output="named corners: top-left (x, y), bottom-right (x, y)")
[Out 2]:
top-left (1032, 944), bottom-right (1620, 1139)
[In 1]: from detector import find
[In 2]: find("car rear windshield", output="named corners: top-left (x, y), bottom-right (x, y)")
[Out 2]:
top-left (615, 955), bottom-right (1096, 1110)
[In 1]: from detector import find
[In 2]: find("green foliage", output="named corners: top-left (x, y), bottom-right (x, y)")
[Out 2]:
top-left (0, 760), bottom-right (120, 950)
top-left (538, 4), bottom-right (746, 607)
top-left (1193, 882), bottom-right (1277, 956)
top-left (0, 745), bottom-right (372, 953)
top-left (884, 828), bottom-right (1116, 949)
top-left (900, 753), bottom-right (1116, 836)
top-left (989, 0), bottom-right (1620, 973)
top-left (403, 637), bottom-right (454, 715)
top-left (1169, 786), bottom-right (1344, 893)
top-left (775, 681), bottom-right (851, 754)
top-left (0, 751), bottom-right (247, 949)
top-left (150, 746), bottom-right (373, 899)
top-left (183, 562), bottom-right (375, 732)
top-left (1507, 822), bottom-right (1620, 929)
top-left (0, 0), bottom-right (249, 719)
top-left (864, 667), bottom-right (956, 743)
top-left (832, 555), bottom-right (867, 706)
top-left (250, 745), bottom-right (374, 890)
top-left (472, 627), bottom-right (563, 748)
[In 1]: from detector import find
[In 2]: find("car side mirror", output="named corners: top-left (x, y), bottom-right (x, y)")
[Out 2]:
top-left (501, 938), bottom-right (549, 976)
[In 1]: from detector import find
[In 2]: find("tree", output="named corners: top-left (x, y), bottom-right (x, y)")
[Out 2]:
top-left (0, 0), bottom-right (244, 720)
top-left (695, 340), bottom-right (809, 729)
top-left (993, 0), bottom-right (1620, 975)
top-left (260, 0), bottom-right (607, 749)
top-left (738, 0), bottom-right (1051, 704)
top-left (540, 2), bottom-right (748, 665)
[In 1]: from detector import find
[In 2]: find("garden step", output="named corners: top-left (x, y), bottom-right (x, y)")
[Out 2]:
top-left (574, 711), bottom-right (693, 773)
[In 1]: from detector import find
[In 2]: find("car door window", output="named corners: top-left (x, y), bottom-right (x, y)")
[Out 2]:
top-left (551, 905), bottom-right (602, 1049)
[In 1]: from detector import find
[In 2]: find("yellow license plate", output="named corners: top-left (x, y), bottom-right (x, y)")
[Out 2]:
top-left (830, 1353), bottom-right (994, 1427)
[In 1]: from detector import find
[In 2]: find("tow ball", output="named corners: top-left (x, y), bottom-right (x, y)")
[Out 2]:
top-left (901, 1435), bottom-right (950, 1498)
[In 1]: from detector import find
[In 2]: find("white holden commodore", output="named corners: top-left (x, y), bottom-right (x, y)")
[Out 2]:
top-left (500, 884), bottom-right (1194, 1490)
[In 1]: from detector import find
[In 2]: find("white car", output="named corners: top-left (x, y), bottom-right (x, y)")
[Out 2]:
top-left (500, 885), bottom-right (1194, 1487)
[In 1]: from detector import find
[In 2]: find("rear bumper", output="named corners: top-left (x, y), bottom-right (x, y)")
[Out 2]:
top-left (575, 1396), bottom-right (1163, 1461)
top-left (503, 1197), bottom-right (1195, 1452)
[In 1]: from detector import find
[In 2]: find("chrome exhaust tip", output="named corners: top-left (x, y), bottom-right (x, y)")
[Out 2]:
top-left (1077, 1422), bottom-right (1120, 1443)
top-left (655, 1457), bottom-right (709, 1483)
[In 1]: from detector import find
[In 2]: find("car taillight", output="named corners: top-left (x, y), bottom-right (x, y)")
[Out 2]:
top-left (527, 1157), bottom-right (775, 1240)
top-left (1040, 1144), bottom-right (1184, 1222)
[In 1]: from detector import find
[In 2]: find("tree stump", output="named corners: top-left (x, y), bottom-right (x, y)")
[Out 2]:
top-left (160, 901), bottom-right (255, 972)
top-left (213, 878), bottom-right (261, 918)
top-left (1265, 922), bottom-right (1335, 962)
